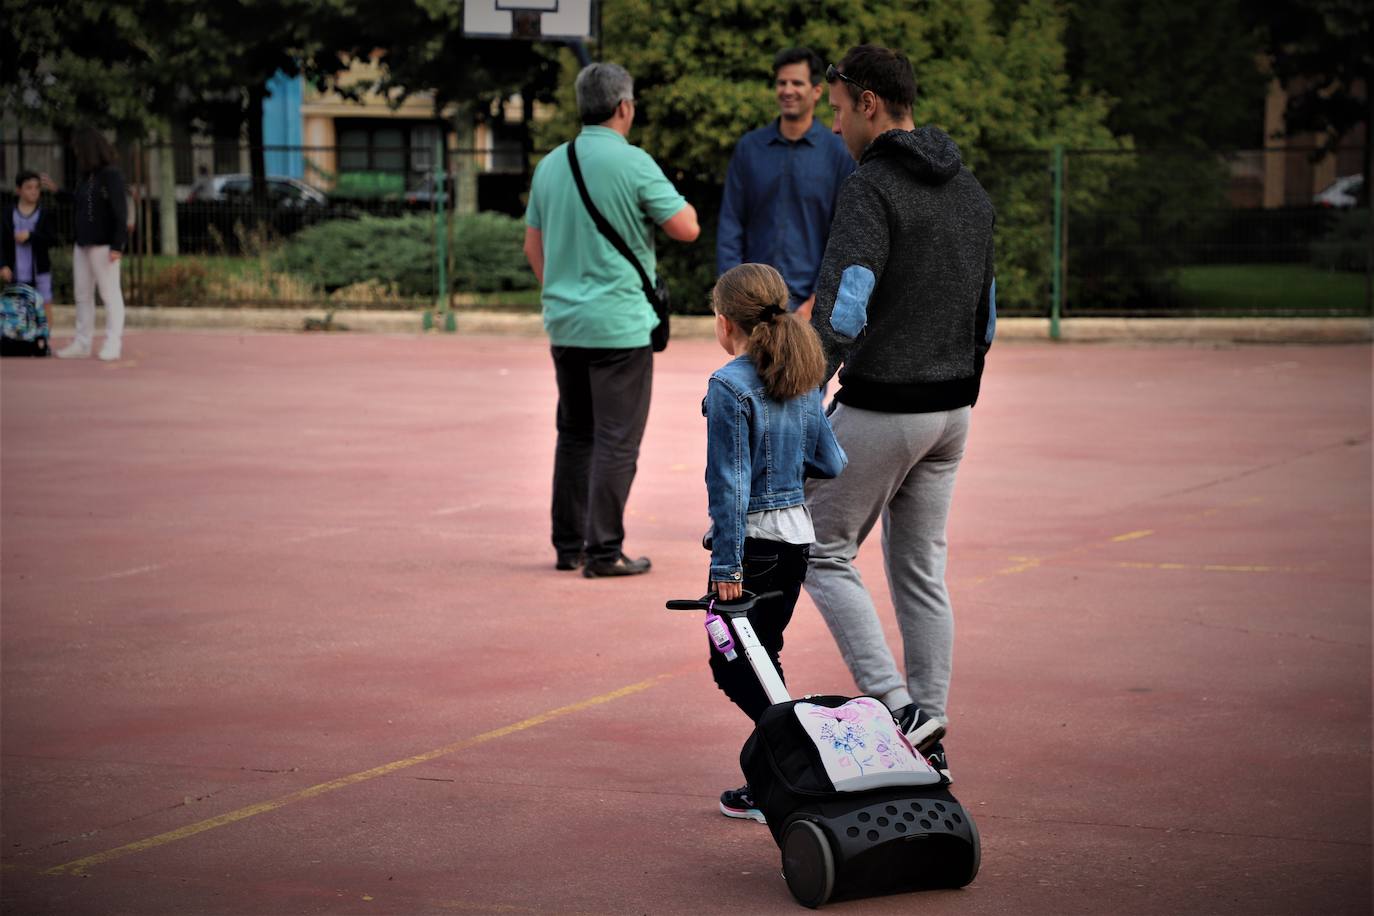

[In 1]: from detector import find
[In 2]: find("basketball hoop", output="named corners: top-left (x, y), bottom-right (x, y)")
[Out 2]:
top-left (463, 0), bottom-right (594, 42)
top-left (512, 10), bottom-right (541, 38)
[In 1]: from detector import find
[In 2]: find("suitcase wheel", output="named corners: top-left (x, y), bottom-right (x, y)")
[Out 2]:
top-left (951, 808), bottom-right (981, 888)
top-left (781, 818), bottom-right (835, 908)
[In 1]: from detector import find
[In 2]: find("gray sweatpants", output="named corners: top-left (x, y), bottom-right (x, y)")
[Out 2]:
top-left (804, 403), bottom-right (970, 726)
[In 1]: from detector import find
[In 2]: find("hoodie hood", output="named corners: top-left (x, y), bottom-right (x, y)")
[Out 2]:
top-left (861, 126), bottom-right (962, 185)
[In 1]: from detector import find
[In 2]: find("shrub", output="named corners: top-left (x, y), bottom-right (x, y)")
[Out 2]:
top-left (1312, 209), bottom-right (1372, 273)
top-left (274, 211), bottom-right (537, 298)
top-left (49, 246), bottom-right (72, 302)
top-left (140, 259), bottom-right (211, 306)
top-left (449, 212), bottom-right (541, 293)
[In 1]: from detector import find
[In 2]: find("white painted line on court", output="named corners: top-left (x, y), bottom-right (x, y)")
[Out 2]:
top-left (432, 503), bottom-right (488, 516)
top-left (279, 527), bottom-right (360, 544)
top-left (95, 564), bottom-right (163, 581)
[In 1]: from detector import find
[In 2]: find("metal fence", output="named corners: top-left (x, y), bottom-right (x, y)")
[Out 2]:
top-left (1051, 147), bottom-right (1369, 319)
top-left (1, 140), bottom-right (1368, 317)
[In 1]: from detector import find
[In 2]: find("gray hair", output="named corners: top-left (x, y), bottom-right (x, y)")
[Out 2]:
top-left (575, 63), bottom-right (634, 125)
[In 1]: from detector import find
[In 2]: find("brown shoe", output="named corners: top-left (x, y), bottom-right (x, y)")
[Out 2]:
top-left (582, 553), bottom-right (651, 578)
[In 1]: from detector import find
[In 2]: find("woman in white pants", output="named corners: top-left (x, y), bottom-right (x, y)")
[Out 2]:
top-left (55, 127), bottom-right (127, 361)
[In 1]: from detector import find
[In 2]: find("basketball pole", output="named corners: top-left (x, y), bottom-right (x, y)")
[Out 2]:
top-left (457, 0), bottom-right (597, 333)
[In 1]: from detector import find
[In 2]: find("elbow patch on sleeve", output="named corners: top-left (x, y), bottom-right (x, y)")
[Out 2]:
top-left (986, 277), bottom-right (997, 344)
top-left (831, 265), bottom-right (875, 338)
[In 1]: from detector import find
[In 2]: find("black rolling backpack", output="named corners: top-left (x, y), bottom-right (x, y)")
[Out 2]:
top-left (668, 591), bottom-right (980, 908)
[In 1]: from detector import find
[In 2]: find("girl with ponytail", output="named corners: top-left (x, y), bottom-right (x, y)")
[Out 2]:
top-left (702, 263), bottom-right (848, 823)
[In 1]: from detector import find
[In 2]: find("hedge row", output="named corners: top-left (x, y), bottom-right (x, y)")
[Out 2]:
top-left (274, 211), bottom-right (538, 296)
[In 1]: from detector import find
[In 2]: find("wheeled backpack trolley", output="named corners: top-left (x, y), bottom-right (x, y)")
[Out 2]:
top-left (667, 592), bottom-right (980, 908)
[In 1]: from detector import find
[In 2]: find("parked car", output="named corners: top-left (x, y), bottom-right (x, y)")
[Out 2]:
top-left (404, 172), bottom-right (455, 209)
top-left (188, 173), bottom-right (328, 209)
top-left (179, 174), bottom-right (337, 253)
top-left (1313, 174), bottom-right (1364, 208)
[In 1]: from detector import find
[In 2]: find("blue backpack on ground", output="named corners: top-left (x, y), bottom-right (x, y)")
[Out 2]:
top-left (1, 284), bottom-right (50, 357)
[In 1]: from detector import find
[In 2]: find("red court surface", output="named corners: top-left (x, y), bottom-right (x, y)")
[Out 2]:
top-left (2, 331), bottom-right (1370, 915)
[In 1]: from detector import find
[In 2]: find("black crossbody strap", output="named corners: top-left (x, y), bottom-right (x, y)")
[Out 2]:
top-left (567, 138), bottom-right (656, 296)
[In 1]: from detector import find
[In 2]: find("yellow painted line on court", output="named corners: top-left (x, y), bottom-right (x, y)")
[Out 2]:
top-left (43, 674), bottom-right (674, 877)
top-left (966, 554), bottom-right (1046, 586)
top-left (997, 557), bottom-right (1042, 575)
top-left (962, 499), bottom-right (1277, 587)
top-left (435, 902), bottom-right (536, 913)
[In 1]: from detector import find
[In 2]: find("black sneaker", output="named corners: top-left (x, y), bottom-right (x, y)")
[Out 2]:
top-left (719, 784), bottom-right (766, 823)
top-left (582, 553), bottom-right (651, 578)
top-left (925, 742), bottom-right (952, 783)
top-left (893, 703), bottom-right (945, 753)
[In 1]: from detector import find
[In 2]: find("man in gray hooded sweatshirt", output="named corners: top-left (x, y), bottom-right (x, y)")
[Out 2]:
top-left (805, 44), bottom-right (996, 782)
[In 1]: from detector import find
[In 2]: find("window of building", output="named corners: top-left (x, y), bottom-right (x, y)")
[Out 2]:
top-left (336, 120), bottom-right (446, 187)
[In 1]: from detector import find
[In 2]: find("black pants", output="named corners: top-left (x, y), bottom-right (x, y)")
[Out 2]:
top-left (550, 344), bottom-right (653, 563)
top-left (710, 538), bottom-right (810, 723)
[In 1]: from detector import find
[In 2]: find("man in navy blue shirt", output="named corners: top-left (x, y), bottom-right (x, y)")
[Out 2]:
top-left (717, 48), bottom-right (855, 319)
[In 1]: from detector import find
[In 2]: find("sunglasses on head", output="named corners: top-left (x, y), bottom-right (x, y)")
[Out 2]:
top-left (826, 64), bottom-right (872, 95)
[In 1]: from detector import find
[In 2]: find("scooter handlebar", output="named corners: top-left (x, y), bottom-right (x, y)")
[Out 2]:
top-left (664, 591), bottom-right (783, 615)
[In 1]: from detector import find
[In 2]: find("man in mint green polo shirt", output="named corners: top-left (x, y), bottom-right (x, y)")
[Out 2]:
top-left (524, 62), bottom-right (699, 578)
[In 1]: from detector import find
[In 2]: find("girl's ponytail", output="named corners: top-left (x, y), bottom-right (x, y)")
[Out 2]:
top-left (712, 264), bottom-right (826, 400)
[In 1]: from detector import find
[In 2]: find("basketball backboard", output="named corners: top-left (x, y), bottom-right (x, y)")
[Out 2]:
top-left (463, 0), bottom-right (594, 41)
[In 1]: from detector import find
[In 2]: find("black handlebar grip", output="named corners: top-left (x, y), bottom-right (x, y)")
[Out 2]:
top-left (664, 590), bottom-right (785, 613)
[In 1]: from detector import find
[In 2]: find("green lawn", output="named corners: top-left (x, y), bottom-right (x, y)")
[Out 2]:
top-left (1175, 264), bottom-right (1369, 313)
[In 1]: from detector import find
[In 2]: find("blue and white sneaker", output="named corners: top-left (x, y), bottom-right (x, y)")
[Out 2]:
top-left (719, 784), bottom-right (766, 823)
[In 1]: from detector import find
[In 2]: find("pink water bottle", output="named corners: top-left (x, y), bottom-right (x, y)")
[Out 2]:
top-left (705, 600), bottom-right (738, 661)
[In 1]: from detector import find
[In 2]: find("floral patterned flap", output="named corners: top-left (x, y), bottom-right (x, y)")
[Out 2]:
top-left (794, 696), bottom-right (942, 791)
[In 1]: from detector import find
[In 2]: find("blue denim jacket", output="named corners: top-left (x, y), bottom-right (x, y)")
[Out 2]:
top-left (704, 355), bottom-right (847, 581)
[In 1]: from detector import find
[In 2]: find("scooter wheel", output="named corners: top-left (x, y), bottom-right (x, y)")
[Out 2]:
top-left (781, 818), bottom-right (835, 908)
top-left (952, 809), bottom-right (982, 888)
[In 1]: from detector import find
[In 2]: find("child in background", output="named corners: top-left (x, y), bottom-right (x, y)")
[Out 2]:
top-left (53, 127), bottom-right (128, 361)
top-left (702, 262), bottom-right (847, 823)
top-left (0, 171), bottom-right (58, 308)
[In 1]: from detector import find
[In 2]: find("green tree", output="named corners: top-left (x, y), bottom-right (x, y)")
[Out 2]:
top-left (1066, 0), bottom-right (1269, 149)
top-left (3, 0), bottom-right (352, 250)
top-left (322, 0), bottom-right (565, 214)
top-left (534, 0), bottom-right (1121, 312)
top-left (1254, 0), bottom-right (1372, 203)
top-left (3, 0), bottom-right (195, 137)
top-left (1255, 0), bottom-right (1371, 307)
top-left (1057, 1), bottom-right (1274, 308)
top-left (5, 0), bottom-right (233, 253)
top-left (2, 0), bottom-right (339, 151)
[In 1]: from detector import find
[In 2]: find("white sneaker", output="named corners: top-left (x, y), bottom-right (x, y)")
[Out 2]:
top-left (98, 342), bottom-right (122, 361)
top-left (56, 342), bottom-right (91, 359)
